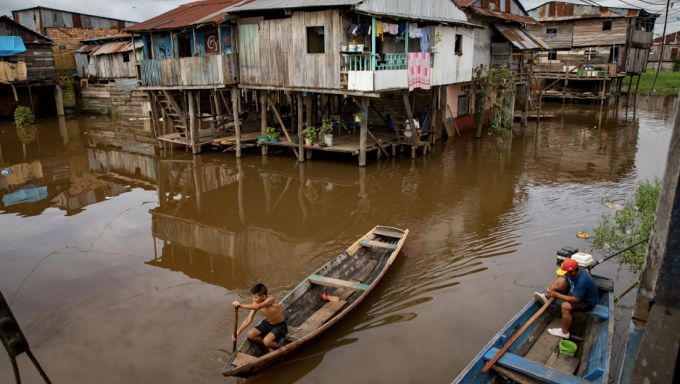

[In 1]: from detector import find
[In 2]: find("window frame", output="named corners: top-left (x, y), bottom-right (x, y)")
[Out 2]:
top-left (306, 26), bottom-right (326, 54)
top-left (603, 20), bottom-right (612, 31)
top-left (455, 34), bottom-right (463, 56)
top-left (546, 28), bottom-right (557, 38)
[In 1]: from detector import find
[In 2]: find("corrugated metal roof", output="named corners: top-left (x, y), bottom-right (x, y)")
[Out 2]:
top-left (495, 24), bottom-right (549, 50)
top-left (81, 33), bottom-right (133, 43)
top-left (454, 0), bottom-right (478, 7)
top-left (528, 1), bottom-right (658, 21)
top-left (226, 0), bottom-right (362, 12)
top-left (471, 7), bottom-right (537, 24)
top-left (76, 44), bottom-right (96, 53)
top-left (90, 40), bottom-right (143, 55)
top-left (125, 0), bottom-right (242, 32)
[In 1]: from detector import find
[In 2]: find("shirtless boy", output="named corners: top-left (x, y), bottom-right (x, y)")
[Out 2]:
top-left (232, 283), bottom-right (287, 352)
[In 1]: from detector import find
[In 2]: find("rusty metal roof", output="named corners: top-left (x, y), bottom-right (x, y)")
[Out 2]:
top-left (654, 31), bottom-right (680, 45)
top-left (454, 0), bottom-right (478, 7)
top-left (90, 40), bottom-right (143, 55)
top-left (495, 24), bottom-right (549, 50)
top-left (81, 33), bottom-right (134, 43)
top-left (226, 0), bottom-right (362, 12)
top-left (76, 44), bottom-right (96, 54)
top-left (471, 7), bottom-right (537, 24)
top-left (528, 1), bottom-right (659, 21)
top-left (125, 0), bottom-right (242, 32)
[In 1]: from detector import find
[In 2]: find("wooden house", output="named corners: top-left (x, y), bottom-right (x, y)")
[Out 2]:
top-left (125, 0), bottom-right (243, 155)
top-left (76, 34), bottom-right (142, 80)
top-left (225, 0), bottom-right (477, 165)
top-left (452, 0), bottom-right (548, 130)
top-left (0, 16), bottom-right (56, 118)
top-left (647, 32), bottom-right (680, 72)
top-left (525, 1), bottom-right (658, 102)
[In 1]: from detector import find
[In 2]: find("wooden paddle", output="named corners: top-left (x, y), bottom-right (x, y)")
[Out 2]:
top-left (232, 306), bottom-right (238, 353)
top-left (481, 296), bottom-right (556, 373)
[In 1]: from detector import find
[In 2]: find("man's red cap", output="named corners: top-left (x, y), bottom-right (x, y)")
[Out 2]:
top-left (556, 258), bottom-right (579, 276)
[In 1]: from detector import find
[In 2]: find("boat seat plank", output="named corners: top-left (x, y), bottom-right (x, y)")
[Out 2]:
top-left (309, 274), bottom-right (370, 291)
top-left (492, 366), bottom-right (543, 384)
top-left (525, 318), bottom-right (563, 364)
top-left (371, 228), bottom-right (404, 239)
top-left (359, 238), bottom-right (397, 250)
top-left (483, 348), bottom-right (589, 384)
top-left (286, 300), bottom-right (346, 341)
top-left (232, 352), bottom-right (259, 367)
top-left (587, 305), bottom-right (609, 320)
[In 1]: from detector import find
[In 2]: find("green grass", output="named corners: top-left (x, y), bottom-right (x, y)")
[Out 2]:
top-left (633, 70), bottom-right (680, 96)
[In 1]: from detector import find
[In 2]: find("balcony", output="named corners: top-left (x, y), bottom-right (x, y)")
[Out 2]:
top-left (630, 30), bottom-right (654, 49)
top-left (341, 52), bottom-right (434, 91)
top-left (140, 54), bottom-right (238, 88)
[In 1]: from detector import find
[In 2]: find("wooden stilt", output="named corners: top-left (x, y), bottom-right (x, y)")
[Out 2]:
top-left (633, 74), bottom-right (641, 114)
top-left (297, 92), bottom-right (305, 162)
top-left (359, 97), bottom-right (369, 167)
top-left (188, 90), bottom-right (200, 154)
top-left (231, 87), bottom-right (242, 158)
top-left (267, 95), bottom-right (298, 158)
top-left (55, 85), bottom-right (64, 116)
top-left (148, 91), bottom-right (161, 137)
top-left (260, 91), bottom-right (268, 155)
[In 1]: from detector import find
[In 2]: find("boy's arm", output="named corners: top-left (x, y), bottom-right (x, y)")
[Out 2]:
top-left (234, 297), bottom-right (274, 311)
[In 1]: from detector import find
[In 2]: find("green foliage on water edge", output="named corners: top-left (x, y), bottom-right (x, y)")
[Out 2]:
top-left (592, 179), bottom-right (662, 272)
top-left (14, 106), bottom-right (34, 127)
top-left (469, 65), bottom-right (515, 139)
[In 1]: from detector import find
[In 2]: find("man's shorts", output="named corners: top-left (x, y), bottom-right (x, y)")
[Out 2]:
top-left (255, 319), bottom-right (288, 340)
top-left (571, 301), bottom-right (595, 312)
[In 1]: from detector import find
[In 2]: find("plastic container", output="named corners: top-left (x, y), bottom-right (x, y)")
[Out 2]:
top-left (559, 340), bottom-right (578, 356)
top-left (356, 44), bottom-right (364, 52)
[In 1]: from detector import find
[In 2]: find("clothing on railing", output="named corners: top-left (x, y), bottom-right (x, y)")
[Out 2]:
top-left (420, 27), bottom-right (431, 52)
top-left (408, 52), bottom-right (431, 91)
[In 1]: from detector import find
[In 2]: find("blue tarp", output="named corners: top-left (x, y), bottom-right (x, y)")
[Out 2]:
top-left (2, 185), bottom-right (48, 207)
top-left (0, 36), bottom-right (27, 57)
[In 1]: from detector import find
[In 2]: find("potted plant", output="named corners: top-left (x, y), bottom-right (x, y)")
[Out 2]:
top-left (431, 32), bottom-right (442, 53)
top-left (266, 127), bottom-right (281, 142)
top-left (302, 126), bottom-right (317, 146)
top-left (319, 117), bottom-right (334, 147)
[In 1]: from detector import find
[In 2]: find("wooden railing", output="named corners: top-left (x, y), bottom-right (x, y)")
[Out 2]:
top-left (342, 53), bottom-right (371, 72)
top-left (140, 54), bottom-right (238, 87)
top-left (342, 52), bottom-right (432, 73)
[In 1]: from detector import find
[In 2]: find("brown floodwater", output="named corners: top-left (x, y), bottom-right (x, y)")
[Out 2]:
top-left (0, 97), bottom-right (676, 383)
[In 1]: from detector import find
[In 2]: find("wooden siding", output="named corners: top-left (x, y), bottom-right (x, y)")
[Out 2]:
top-left (4, 44), bottom-right (56, 82)
top-left (572, 19), bottom-right (628, 47)
top-left (140, 54), bottom-right (238, 87)
top-left (238, 10), bottom-right (343, 90)
top-left (90, 51), bottom-right (139, 79)
top-left (623, 46), bottom-right (648, 73)
top-left (630, 30), bottom-right (653, 48)
top-left (432, 26), bottom-right (474, 85)
top-left (526, 22), bottom-right (573, 49)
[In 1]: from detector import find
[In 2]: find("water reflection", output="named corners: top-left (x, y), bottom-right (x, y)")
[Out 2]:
top-left (0, 97), bottom-right (673, 384)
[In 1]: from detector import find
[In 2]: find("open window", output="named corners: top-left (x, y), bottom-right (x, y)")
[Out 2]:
top-left (548, 51), bottom-right (557, 60)
top-left (307, 26), bottom-right (325, 54)
top-left (603, 20), bottom-right (612, 31)
top-left (457, 94), bottom-right (469, 116)
top-left (122, 52), bottom-right (130, 63)
top-left (546, 28), bottom-right (557, 38)
top-left (455, 34), bottom-right (463, 56)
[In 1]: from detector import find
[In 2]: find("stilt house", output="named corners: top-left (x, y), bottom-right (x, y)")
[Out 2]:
top-left (125, 0), bottom-right (242, 154)
top-left (452, 0), bottom-right (548, 130)
top-left (0, 16), bottom-right (56, 118)
top-left (225, 0), bottom-right (477, 165)
top-left (525, 1), bottom-right (658, 101)
top-left (75, 34), bottom-right (142, 81)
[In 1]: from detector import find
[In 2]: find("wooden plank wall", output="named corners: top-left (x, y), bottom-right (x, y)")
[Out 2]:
top-left (623, 46), bottom-right (648, 73)
top-left (92, 53), bottom-right (137, 79)
top-left (239, 10), bottom-right (343, 90)
top-left (572, 19), bottom-right (628, 47)
top-left (526, 22), bottom-right (573, 49)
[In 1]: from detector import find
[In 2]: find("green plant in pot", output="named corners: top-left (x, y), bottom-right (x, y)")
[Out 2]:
top-left (266, 127), bottom-right (281, 142)
top-left (302, 126), bottom-right (317, 146)
top-left (319, 117), bottom-right (334, 147)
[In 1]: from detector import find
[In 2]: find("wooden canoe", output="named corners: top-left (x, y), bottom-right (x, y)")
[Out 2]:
top-left (453, 274), bottom-right (614, 384)
top-left (222, 225), bottom-right (409, 377)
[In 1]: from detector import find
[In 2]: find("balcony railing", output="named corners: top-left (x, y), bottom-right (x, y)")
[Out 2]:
top-left (140, 54), bottom-right (238, 87)
top-left (341, 52), bottom-right (433, 73)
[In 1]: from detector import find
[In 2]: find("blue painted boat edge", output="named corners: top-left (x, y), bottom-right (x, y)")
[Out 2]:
top-left (482, 348), bottom-right (590, 384)
top-left (582, 277), bottom-right (615, 383)
top-left (452, 298), bottom-right (545, 383)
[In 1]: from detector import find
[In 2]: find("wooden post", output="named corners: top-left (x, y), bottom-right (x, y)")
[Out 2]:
top-left (260, 91), bottom-right (267, 155)
top-left (430, 87), bottom-right (438, 145)
top-left (403, 91), bottom-right (420, 147)
top-left (148, 91), bottom-right (160, 137)
top-left (305, 93), bottom-right (313, 130)
top-left (297, 93), bottom-right (305, 162)
top-left (188, 90), bottom-right (200, 154)
top-left (633, 74), bottom-right (641, 114)
top-left (54, 85), bottom-right (64, 116)
top-left (359, 97), bottom-right (369, 167)
top-left (231, 87), bottom-right (242, 158)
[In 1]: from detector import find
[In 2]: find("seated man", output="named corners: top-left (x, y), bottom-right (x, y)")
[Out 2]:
top-left (232, 283), bottom-right (287, 352)
top-left (534, 258), bottom-right (599, 338)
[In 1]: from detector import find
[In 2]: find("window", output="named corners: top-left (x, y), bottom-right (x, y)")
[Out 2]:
top-left (546, 28), bottom-right (557, 38)
top-left (122, 52), bottom-right (130, 63)
top-left (603, 20), bottom-right (612, 31)
top-left (455, 34), bottom-right (463, 55)
top-left (457, 94), bottom-right (469, 116)
top-left (548, 51), bottom-right (557, 60)
top-left (306, 26), bottom-right (325, 54)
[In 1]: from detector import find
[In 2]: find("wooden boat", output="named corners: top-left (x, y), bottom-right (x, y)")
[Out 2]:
top-left (222, 225), bottom-right (409, 377)
top-left (453, 274), bottom-right (614, 384)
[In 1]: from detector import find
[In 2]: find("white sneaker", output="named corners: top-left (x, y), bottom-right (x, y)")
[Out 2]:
top-left (533, 292), bottom-right (548, 305)
top-left (547, 327), bottom-right (570, 338)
